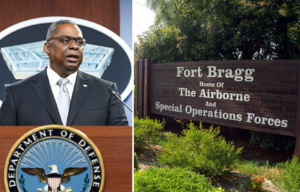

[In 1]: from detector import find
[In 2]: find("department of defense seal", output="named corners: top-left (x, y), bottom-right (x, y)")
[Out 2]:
top-left (4, 125), bottom-right (105, 192)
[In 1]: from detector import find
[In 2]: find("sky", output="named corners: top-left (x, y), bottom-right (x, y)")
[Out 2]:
top-left (133, 0), bottom-right (156, 43)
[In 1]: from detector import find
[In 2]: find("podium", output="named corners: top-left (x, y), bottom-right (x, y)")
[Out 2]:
top-left (0, 126), bottom-right (132, 192)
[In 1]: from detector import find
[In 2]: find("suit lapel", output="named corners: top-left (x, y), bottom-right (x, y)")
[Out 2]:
top-left (32, 68), bottom-right (62, 125)
top-left (67, 71), bottom-right (91, 125)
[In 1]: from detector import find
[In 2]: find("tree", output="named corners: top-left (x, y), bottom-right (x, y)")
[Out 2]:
top-left (135, 25), bottom-right (181, 63)
top-left (146, 0), bottom-right (180, 26)
top-left (136, 0), bottom-right (300, 62)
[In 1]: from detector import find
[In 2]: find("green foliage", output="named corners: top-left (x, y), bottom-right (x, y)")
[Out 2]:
top-left (135, 26), bottom-right (181, 63)
top-left (134, 152), bottom-right (139, 172)
top-left (276, 155), bottom-right (300, 191)
top-left (134, 116), bottom-right (165, 150)
top-left (136, 0), bottom-right (300, 62)
top-left (156, 130), bottom-right (177, 147)
top-left (80, 174), bottom-right (90, 192)
top-left (243, 175), bottom-right (265, 192)
top-left (146, 0), bottom-right (180, 26)
top-left (158, 121), bottom-right (242, 177)
top-left (19, 174), bottom-right (28, 192)
top-left (134, 167), bottom-right (224, 192)
top-left (249, 131), bottom-right (296, 151)
top-left (235, 159), bottom-right (282, 182)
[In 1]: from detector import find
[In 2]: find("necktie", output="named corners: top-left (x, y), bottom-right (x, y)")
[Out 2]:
top-left (56, 78), bottom-right (70, 125)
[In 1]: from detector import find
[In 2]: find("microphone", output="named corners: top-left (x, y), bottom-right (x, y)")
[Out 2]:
top-left (107, 87), bottom-right (132, 112)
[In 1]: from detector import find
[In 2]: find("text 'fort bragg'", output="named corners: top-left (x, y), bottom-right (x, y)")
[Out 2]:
top-left (154, 65), bottom-right (288, 128)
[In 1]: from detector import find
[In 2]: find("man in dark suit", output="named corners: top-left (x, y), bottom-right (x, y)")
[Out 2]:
top-left (0, 20), bottom-right (128, 126)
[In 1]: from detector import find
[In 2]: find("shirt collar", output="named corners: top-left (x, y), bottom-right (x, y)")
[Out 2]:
top-left (47, 66), bottom-right (77, 88)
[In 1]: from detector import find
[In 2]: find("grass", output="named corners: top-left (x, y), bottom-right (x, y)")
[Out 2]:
top-left (233, 158), bottom-right (283, 185)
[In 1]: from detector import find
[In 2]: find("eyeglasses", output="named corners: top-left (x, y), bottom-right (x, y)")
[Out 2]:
top-left (47, 35), bottom-right (86, 48)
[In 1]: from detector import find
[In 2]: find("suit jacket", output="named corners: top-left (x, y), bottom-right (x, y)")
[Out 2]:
top-left (0, 68), bottom-right (128, 126)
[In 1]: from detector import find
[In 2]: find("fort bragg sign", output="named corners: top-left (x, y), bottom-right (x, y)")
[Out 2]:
top-left (135, 60), bottom-right (300, 137)
top-left (4, 125), bottom-right (104, 192)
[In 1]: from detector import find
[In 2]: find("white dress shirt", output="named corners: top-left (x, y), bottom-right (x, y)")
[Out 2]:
top-left (47, 66), bottom-right (77, 103)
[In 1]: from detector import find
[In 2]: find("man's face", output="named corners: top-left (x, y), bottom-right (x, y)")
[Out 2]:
top-left (43, 24), bottom-right (84, 77)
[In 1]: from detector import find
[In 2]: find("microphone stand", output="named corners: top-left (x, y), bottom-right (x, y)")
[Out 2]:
top-left (108, 88), bottom-right (132, 112)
